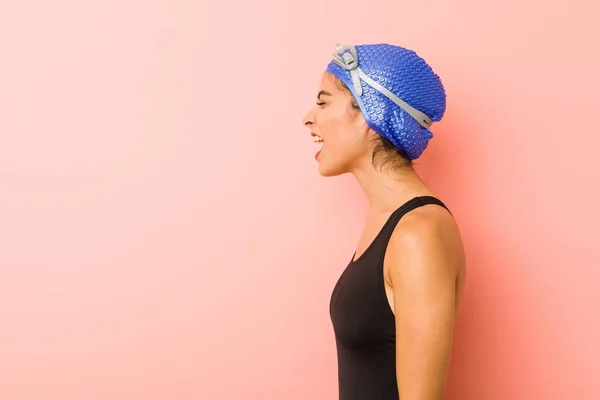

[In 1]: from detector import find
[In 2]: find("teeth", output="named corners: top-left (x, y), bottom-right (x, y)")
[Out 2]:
top-left (313, 136), bottom-right (324, 143)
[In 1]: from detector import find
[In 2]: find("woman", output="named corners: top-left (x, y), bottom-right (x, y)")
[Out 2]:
top-left (302, 43), bottom-right (466, 399)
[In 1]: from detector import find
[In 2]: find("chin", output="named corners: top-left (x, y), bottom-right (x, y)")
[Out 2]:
top-left (318, 161), bottom-right (348, 177)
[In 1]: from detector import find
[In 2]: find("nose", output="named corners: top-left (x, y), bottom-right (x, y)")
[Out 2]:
top-left (302, 108), bottom-right (315, 127)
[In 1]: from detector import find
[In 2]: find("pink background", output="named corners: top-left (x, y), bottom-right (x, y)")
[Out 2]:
top-left (1, 0), bottom-right (599, 399)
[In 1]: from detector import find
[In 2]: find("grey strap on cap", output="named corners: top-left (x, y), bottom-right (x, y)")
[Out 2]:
top-left (331, 43), bottom-right (432, 129)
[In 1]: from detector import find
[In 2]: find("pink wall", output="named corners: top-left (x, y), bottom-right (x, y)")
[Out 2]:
top-left (1, 0), bottom-right (598, 399)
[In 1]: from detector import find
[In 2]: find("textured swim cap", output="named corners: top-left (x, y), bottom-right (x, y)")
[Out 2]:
top-left (325, 43), bottom-right (446, 160)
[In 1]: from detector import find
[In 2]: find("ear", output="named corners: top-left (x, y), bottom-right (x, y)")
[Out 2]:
top-left (361, 124), bottom-right (380, 146)
top-left (353, 112), bottom-right (370, 137)
top-left (360, 122), bottom-right (378, 144)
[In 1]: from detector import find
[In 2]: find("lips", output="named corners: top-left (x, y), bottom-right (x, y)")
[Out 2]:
top-left (311, 132), bottom-right (323, 160)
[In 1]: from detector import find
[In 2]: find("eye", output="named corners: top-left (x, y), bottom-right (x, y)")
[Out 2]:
top-left (316, 101), bottom-right (326, 107)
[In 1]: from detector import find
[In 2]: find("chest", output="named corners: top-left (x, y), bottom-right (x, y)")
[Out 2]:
top-left (329, 259), bottom-right (396, 350)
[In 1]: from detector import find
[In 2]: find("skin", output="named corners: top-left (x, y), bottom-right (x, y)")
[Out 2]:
top-left (302, 72), bottom-right (466, 399)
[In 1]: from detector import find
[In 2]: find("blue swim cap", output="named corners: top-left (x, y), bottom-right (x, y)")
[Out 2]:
top-left (325, 43), bottom-right (446, 160)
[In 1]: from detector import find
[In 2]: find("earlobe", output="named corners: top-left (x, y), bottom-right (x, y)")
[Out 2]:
top-left (355, 124), bottom-right (374, 147)
top-left (363, 125), bottom-right (377, 139)
top-left (353, 113), bottom-right (368, 132)
top-left (365, 128), bottom-right (381, 154)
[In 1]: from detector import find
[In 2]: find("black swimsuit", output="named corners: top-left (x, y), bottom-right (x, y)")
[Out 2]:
top-left (329, 196), bottom-right (450, 399)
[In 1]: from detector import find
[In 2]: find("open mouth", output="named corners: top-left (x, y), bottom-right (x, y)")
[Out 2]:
top-left (313, 134), bottom-right (324, 159)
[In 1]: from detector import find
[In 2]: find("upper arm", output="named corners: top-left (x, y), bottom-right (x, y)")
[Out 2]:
top-left (386, 214), bottom-right (461, 400)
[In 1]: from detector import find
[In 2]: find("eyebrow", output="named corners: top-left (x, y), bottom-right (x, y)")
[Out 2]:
top-left (317, 90), bottom-right (333, 99)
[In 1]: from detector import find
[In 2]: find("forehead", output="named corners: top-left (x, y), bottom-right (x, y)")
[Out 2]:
top-left (317, 72), bottom-right (346, 96)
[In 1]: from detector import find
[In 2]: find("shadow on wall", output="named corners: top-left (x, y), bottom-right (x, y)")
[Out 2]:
top-left (416, 100), bottom-right (532, 399)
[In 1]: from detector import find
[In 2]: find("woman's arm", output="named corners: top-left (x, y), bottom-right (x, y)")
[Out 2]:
top-left (386, 212), bottom-right (463, 400)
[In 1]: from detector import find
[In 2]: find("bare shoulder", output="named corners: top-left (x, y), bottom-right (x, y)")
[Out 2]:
top-left (385, 204), bottom-right (466, 298)
top-left (384, 205), bottom-right (466, 311)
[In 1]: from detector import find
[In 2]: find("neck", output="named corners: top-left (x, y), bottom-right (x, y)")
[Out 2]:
top-left (351, 162), bottom-right (435, 213)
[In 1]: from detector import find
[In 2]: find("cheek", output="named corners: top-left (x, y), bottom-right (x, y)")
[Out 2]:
top-left (319, 110), bottom-right (350, 140)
